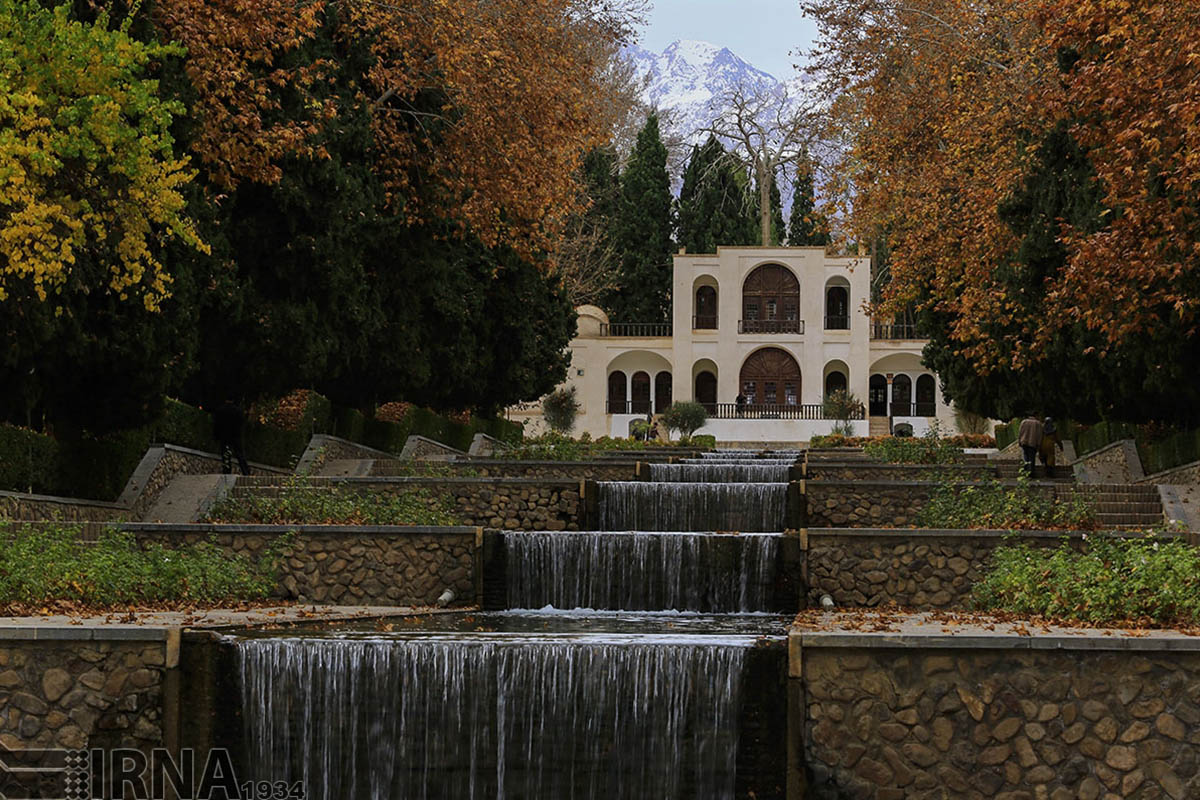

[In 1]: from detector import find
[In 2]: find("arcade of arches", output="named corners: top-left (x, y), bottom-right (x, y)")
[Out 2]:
top-left (868, 372), bottom-right (938, 417)
top-left (607, 369), bottom-right (673, 414)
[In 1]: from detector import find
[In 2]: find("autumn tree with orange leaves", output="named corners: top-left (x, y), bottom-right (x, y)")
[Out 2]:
top-left (803, 0), bottom-right (1200, 424)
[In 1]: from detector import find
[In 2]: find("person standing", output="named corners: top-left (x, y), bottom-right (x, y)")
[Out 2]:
top-left (1039, 417), bottom-right (1060, 468)
top-left (735, 393), bottom-right (746, 417)
top-left (1018, 415), bottom-right (1045, 477)
top-left (213, 398), bottom-right (251, 475)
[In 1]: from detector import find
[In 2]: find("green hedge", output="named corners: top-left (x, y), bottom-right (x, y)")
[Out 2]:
top-left (1139, 427), bottom-right (1200, 476)
top-left (994, 419), bottom-right (1019, 450)
top-left (0, 424), bottom-right (60, 495)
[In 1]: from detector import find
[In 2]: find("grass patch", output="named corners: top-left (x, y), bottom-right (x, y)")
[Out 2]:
top-left (205, 478), bottom-right (456, 526)
top-left (917, 474), bottom-right (1097, 530)
top-left (974, 534), bottom-right (1200, 627)
top-left (0, 523), bottom-right (285, 612)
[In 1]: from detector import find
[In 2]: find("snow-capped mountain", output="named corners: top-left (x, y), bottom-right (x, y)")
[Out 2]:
top-left (624, 39), bottom-right (803, 144)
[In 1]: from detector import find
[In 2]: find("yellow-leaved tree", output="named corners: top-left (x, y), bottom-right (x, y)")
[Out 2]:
top-left (0, 0), bottom-right (205, 309)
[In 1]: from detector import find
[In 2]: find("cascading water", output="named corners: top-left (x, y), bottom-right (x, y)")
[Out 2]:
top-left (598, 481), bottom-right (786, 531)
top-left (237, 631), bottom-right (749, 800)
top-left (648, 462), bottom-right (790, 482)
top-left (503, 531), bottom-right (779, 611)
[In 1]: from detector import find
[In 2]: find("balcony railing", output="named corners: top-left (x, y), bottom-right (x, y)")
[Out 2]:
top-left (890, 401), bottom-right (937, 417)
top-left (600, 323), bottom-right (672, 337)
top-left (692, 314), bottom-right (718, 330)
top-left (607, 400), bottom-right (653, 414)
top-left (824, 315), bottom-right (849, 330)
top-left (871, 322), bottom-right (922, 340)
top-left (708, 402), bottom-right (865, 420)
top-left (738, 319), bottom-right (804, 335)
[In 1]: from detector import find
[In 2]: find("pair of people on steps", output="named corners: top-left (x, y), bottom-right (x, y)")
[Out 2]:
top-left (1018, 415), bottom-right (1060, 477)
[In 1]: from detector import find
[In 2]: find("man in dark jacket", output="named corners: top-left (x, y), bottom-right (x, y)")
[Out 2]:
top-left (213, 399), bottom-right (250, 475)
top-left (1018, 415), bottom-right (1044, 477)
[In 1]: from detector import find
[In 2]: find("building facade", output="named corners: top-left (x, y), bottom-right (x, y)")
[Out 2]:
top-left (511, 246), bottom-right (961, 444)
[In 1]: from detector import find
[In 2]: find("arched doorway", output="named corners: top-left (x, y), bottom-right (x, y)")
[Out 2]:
top-left (916, 374), bottom-right (936, 417)
top-left (892, 374), bottom-right (912, 416)
top-left (695, 371), bottom-right (717, 411)
top-left (694, 285), bottom-right (717, 329)
top-left (631, 371), bottom-right (651, 414)
top-left (740, 348), bottom-right (801, 406)
top-left (825, 281), bottom-right (849, 330)
top-left (654, 371), bottom-right (672, 413)
top-left (869, 374), bottom-right (887, 416)
top-left (608, 371), bottom-right (627, 413)
top-left (824, 371), bottom-right (847, 398)
top-left (741, 265), bottom-right (801, 333)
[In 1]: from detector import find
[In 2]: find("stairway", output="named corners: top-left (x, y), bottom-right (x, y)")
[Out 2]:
top-left (1060, 483), bottom-right (1165, 528)
top-left (868, 417), bottom-right (890, 437)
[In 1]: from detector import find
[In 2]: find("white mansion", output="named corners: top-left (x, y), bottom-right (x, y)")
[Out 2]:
top-left (511, 246), bottom-right (963, 444)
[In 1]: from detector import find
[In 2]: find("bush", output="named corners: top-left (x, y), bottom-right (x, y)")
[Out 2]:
top-left (205, 477), bottom-right (456, 526)
top-left (0, 523), bottom-right (285, 610)
top-left (499, 432), bottom-right (685, 460)
top-left (822, 389), bottom-right (863, 423)
top-left (542, 387), bottom-right (581, 433)
top-left (973, 534), bottom-right (1200, 626)
top-left (0, 424), bottom-right (60, 494)
top-left (628, 419), bottom-right (651, 440)
top-left (917, 473), bottom-right (1097, 530)
top-left (954, 407), bottom-right (991, 435)
top-left (864, 427), bottom-right (962, 464)
top-left (661, 402), bottom-right (708, 438)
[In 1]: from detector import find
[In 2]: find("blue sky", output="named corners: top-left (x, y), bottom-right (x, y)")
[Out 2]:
top-left (637, 0), bottom-right (818, 79)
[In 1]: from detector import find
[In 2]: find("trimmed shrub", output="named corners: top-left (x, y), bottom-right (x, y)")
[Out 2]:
top-left (542, 387), bottom-right (581, 433)
top-left (661, 402), bottom-right (708, 438)
top-left (0, 425), bottom-right (60, 495)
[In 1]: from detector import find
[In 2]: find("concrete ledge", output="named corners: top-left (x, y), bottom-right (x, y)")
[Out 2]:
top-left (0, 625), bottom-right (169, 641)
top-left (792, 612), bottom-right (1200, 652)
top-left (806, 527), bottom-right (1183, 540)
top-left (120, 522), bottom-right (480, 535)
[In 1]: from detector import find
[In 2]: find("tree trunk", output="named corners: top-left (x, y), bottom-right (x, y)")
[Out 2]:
top-left (758, 159), bottom-right (771, 246)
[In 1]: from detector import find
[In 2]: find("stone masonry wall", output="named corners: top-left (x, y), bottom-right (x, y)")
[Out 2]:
top-left (805, 465), bottom-right (993, 482)
top-left (122, 445), bottom-right (285, 521)
top-left (800, 646), bottom-right (1200, 800)
top-left (130, 525), bottom-right (478, 606)
top-left (0, 491), bottom-right (125, 523)
top-left (805, 531), bottom-right (1088, 609)
top-left (371, 460), bottom-right (636, 482)
top-left (1142, 461), bottom-right (1200, 486)
top-left (0, 638), bottom-right (166, 761)
top-left (804, 482), bottom-right (1059, 528)
top-left (232, 477), bottom-right (584, 531)
top-left (1074, 440), bottom-right (1141, 484)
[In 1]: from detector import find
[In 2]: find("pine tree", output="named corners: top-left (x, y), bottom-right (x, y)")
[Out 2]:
top-left (676, 135), bottom-right (757, 254)
top-left (788, 156), bottom-right (829, 246)
top-left (607, 113), bottom-right (675, 324)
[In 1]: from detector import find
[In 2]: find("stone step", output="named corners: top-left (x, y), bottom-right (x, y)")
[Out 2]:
top-left (1091, 502), bottom-right (1165, 514)
top-left (1094, 513), bottom-right (1164, 526)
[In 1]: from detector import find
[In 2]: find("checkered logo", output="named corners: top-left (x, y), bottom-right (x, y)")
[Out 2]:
top-left (0, 744), bottom-right (89, 800)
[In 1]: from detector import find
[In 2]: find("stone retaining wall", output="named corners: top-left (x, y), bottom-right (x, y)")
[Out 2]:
top-left (804, 530), bottom-right (1100, 609)
top-left (803, 481), bottom-right (1060, 528)
top-left (121, 445), bottom-right (286, 520)
top-left (0, 490), bottom-right (126, 523)
top-left (232, 477), bottom-right (584, 531)
top-left (796, 642), bottom-right (1200, 800)
top-left (805, 464), bottom-right (994, 482)
top-left (127, 524), bottom-right (479, 606)
top-left (295, 434), bottom-right (396, 476)
top-left (1073, 440), bottom-right (1143, 484)
top-left (0, 634), bottom-right (169, 786)
top-left (401, 435), bottom-right (467, 460)
top-left (1142, 460), bottom-right (1200, 486)
top-left (372, 460), bottom-right (637, 481)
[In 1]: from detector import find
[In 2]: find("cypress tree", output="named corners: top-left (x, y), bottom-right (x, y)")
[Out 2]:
top-left (677, 135), bottom-right (757, 254)
top-left (788, 156), bottom-right (830, 246)
top-left (607, 113), bottom-right (675, 324)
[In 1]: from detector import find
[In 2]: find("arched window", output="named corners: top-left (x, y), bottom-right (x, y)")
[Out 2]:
top-left (694, 285), bottom-right (717, 329)
top-left (607, 371), bottom-right (627, 413)
top-left (824, 371), bottom-right (847, 398)
top-left (916, 374), bottom-right (936, 417)
top-left (631, 371), bottom-right (651, 414)
top-left (825, 285), bottom-right (849, 329)
top-left (868, 374), bottom-right (887, 416)
top-left (741, 265), bottom-right (801, 333)
top-left (892, 374), bottom-right (912, 416)
top-left (695, 371), bottom-right (717, 411)
top-left (654, 371), bottom-right (672, 413)
top-left (740, 348), bottom-right (801, 406)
